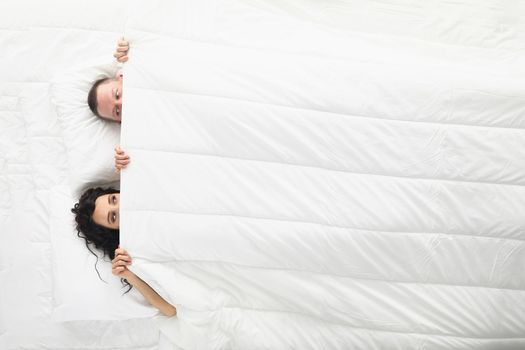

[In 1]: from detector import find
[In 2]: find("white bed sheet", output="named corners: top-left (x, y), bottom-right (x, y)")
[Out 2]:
top-left (120, 1), bottom-right (525, 349)
top-left (0, 0), bottom-right (161, 349)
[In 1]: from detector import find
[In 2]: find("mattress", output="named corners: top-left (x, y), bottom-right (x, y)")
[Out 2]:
top-left (119, 1), bottom-right (525, 349)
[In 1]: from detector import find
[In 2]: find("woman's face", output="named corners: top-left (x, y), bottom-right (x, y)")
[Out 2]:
top-left (92, 193), bottom-right (120, 230)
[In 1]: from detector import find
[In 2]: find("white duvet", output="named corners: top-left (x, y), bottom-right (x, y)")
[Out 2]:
top-left (120, 1), bottom-right (525, 349)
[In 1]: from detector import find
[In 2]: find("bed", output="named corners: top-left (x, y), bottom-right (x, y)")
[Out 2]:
top-left (2, 0), bottom-right (525, 349)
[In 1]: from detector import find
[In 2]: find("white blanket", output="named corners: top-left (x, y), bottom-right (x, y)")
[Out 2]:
top-left (120, 2), bottom-right (525, 348)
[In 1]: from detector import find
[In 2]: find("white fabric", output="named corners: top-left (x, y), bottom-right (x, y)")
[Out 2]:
top-left (49, 185), bottom-right (158, 321)
top-left (0, 0), bottom-right (160, 348)
top-left (50, 60), bottom-right (121, 196)
top-left (120, 1), bottom-right (525, 349)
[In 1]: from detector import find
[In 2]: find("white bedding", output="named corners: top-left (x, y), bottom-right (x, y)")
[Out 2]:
top-left (120, 1), bottom-right (525, 349)
top-left (0, 0), bottom-right (162, 349)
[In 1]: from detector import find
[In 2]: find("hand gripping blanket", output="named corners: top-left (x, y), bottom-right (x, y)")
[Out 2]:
top-left (120, 8), bottom-right (525, 349)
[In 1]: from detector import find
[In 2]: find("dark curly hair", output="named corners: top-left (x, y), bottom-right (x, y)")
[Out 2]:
top-left (87, 77), bottom-right (110, 119)
top-left (71, 186), bottom-right (132, 294)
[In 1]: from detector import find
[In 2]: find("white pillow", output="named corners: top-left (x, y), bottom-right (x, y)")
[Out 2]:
top-left (50, 185), bottom-right (158, 321)
top-left (50, 59), bottom-right (121, 197)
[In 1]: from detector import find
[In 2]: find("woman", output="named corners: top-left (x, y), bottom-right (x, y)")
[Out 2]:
top-left (71, 186), bottom-right (177, 317)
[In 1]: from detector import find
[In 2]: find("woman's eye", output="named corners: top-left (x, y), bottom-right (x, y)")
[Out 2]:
top-left (112, 212), bottom-right (116, 223)
top-left (112, 195), bottom-right (116, 204)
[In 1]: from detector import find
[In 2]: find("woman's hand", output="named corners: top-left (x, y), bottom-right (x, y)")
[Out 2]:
top-left (112, 245), bottom-right (134, 280)
top-left (113, 37), bottom-right (129, 62)
top-left (113, 245), bottom-right (177, 317)
top-left (115, 145), bottom-right (130, 172)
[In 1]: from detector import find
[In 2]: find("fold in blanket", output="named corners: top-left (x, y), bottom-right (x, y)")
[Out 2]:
top-left (120, 5), bottom-right (525, 348)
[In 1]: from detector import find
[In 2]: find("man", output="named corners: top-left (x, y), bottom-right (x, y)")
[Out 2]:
top-left (87, 38), bottom-right (130, 171)
top-left (87, 38), bottom-right (129, 122)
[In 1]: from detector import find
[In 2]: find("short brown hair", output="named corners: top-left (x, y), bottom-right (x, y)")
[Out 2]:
top-left (87, 77), bottom-right (110, 118)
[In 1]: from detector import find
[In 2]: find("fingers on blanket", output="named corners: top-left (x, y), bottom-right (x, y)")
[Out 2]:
top-left (112, 251), bottom-right (130, 260)
top-left (115, 146), bottom-right (128, 156)
top-left (114, 146), bottom-right (130, 171)
top-left (115, 37), bottom-right (129, 62)
top-left (112, 265), bottom-right (126, 276)
top-left (115, 162), bottom-right (129, 172)
top-left (115, 255), bottom-right (131, 263)
top-left (115, 246), bottom-right (128, 255)
top-left (112, 250), bottom-right (132, 275)
top-left (113, 246), bottom-right (131, 276)
top-left (112, 253), bottom-right (131, 276)
top-left (113, 52), bottom-right (127, 59)
top-left (115, 259), bottom-right (130, 266)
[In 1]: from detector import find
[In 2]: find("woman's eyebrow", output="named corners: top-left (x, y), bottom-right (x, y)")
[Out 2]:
top-left (107, 211), bottom-right (111, 224)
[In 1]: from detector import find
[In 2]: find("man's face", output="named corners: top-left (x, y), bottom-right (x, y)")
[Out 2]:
top-left (96, 74), bottom-right (123, 122)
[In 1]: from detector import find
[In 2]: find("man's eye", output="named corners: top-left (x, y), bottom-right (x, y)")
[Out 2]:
top-left (116, 90), bottom-right (120, 100)
top-left (116, 107), bottom-right (120, 116)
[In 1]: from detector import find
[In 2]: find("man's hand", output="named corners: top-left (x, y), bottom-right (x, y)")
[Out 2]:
top-left (115, 145), bottom-right (130, 172)
top-left (113, 37), bottom-right (129, 63)
top-left (112, 245), bottom-right (134, 280)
